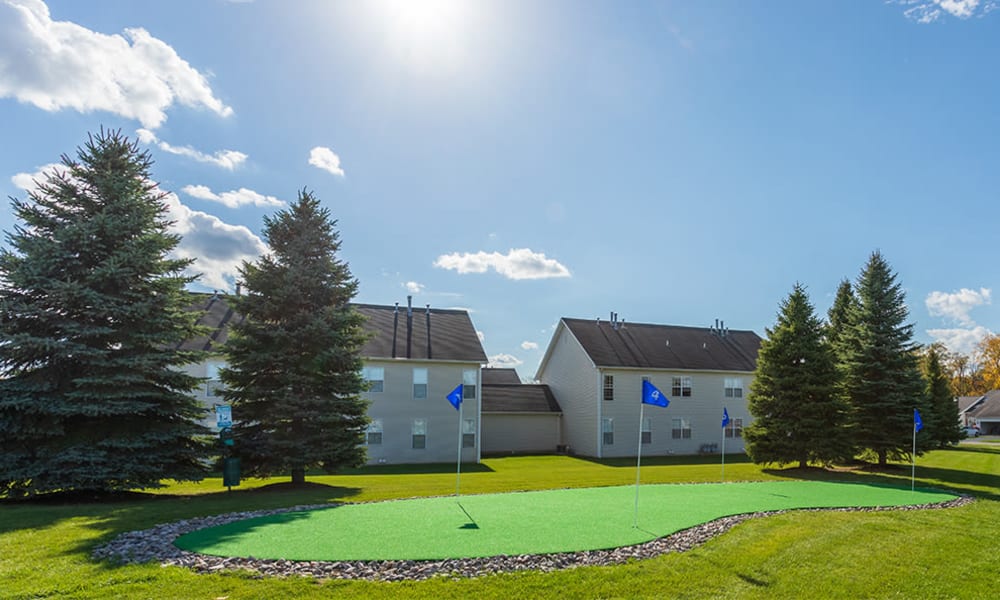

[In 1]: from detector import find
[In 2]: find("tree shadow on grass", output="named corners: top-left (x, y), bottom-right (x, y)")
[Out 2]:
top-left (339, 462), bottom-right (494, 475)
top-left (762, 464), bottom-right (1000, 502)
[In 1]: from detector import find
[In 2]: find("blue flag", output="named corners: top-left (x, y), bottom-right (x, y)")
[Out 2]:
top-left (641, 380), bottom-right (669, 408)
top-left (447, 384), bottom-right (463, 411)
top-left (722, 407), bottom-right (730, 429)
top-left (914, 408), bottom-right (923, 432)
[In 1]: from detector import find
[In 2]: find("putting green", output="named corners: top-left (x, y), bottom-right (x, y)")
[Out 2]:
top-left (174, 481), bottom-right (956, 561)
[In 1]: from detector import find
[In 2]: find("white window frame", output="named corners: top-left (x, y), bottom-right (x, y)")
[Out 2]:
top-left (603, 374), bottom-right (614, 401)
top-left (725, 417), bottom-right (744, 439)
top-left (672, 417), bottom-right (692, 439)
top-left (412, 418), bottom-right (427, 449)
top-left (602, 417), bottom-right (614, 445)
top-left (672, 376), bottom-right (692, 397)
top-left (363, 366), bottom-right (384, 393)
top-left (724, 377), bottom-right (743, 399)
top-left (413, 368), bottom-right (428, 400)
top-left (463, 369), bottom-right (477, 400)
top-left (366, 418), bottom-right (383, 445)
top-left (641, 417), bottom-right (652, 444)
top-left (462, 418), bottom-right (476, 448)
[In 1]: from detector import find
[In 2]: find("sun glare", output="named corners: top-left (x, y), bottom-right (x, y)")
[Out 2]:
top-left (365, 0), bottom-right (481, 73)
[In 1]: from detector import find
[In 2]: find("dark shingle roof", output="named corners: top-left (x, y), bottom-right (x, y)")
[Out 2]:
top-left (178, 293), bottom-right (244, 352)
top-left (180, 296), bottom-right (486, 363)
top-left (968, 390), bottom-right (1000, 419)
top-left (562, 318), bottom-right (761, 372)
top-left (482, 384), bottom-right (561, 413)
top-left (481, 368), bottom-right (522, 385)
top-left (957, 395), bottom-right (984, 414)
top-left (354, 303), bottom-right (487, 363)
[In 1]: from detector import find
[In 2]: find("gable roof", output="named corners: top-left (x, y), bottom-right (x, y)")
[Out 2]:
top-left (482, 384), bottom-right (561, 413)
top-left (481, 368), bottom-right (522, 385)
top-left (178, 293), bottom-right (244, 352)
top-left (968, 390), bottom-right (1000, 420)
top-left (181, 295), bottom-right (487, 364)
top-left (957, 395), bottom-right (985, 414)
top-left (353, 303), bottom-right (487, 363)
top-left (557, 317), bottom-right (761, 372)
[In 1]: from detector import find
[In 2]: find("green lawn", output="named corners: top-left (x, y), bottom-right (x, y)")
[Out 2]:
top-left (2, 448), bottom-right (998, 599)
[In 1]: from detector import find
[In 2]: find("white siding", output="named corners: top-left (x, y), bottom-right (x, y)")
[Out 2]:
top-left (598, 368), bottom-right (753, 458)
top-left (482, 413), bottom-right (561, 454)
top-left (362, 359), bottom-right (481, 465)
top-left (537, 324), bottom-right (599, 457)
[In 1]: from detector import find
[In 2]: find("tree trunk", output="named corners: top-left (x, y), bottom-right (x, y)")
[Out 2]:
top-left (799, 459), bottom-right (807, 469)
top-left (878, 449), bottom-right (887, 467)
top-left (291, 467), bottom-right (305, 484)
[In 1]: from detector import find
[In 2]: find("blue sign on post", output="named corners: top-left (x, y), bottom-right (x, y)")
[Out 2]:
top-left (215, 404), bottom-right (232, 429)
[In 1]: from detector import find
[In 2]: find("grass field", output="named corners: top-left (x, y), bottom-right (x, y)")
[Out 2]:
top-left (2, 447), bottom-right (998, 599)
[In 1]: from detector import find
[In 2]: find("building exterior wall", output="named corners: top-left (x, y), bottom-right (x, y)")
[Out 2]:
top-left (537, 325), bottom-right (599, 457)
top-left (596, 368), bottom-right (753, 458)
top-left (361, 359), bottom-right (481, 465)
top-left (482, 413), bottom-right (561, 454)
top-left (183, 358), bottom-right (227, 430)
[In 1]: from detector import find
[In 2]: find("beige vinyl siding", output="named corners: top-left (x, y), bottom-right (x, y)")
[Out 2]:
top-left (595, 368), bottom-right (753, 458)
top-left (363, 359), bottom-right (481, 465)
top-left (537, 324), bottom-right (599, 457)
top-left (482, 413), bottom-right (561, 454)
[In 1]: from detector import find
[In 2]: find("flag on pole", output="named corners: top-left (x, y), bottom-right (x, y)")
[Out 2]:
top-left (914, 408), bottom-right (923, 432)
top-left (722, 407), bottom-right (730, 429)
top-left (641, 380), bottom-right (670, 408)
top-left (447, 384), bottom-right (463, 411)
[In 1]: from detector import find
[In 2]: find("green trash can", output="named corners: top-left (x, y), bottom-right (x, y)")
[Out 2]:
top-left (223, 457), bottom-right (241, 489)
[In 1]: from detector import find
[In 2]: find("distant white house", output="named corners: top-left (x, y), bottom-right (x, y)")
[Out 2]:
top-left (535, 314), bottom-right (761, 459)
top-left (959, 391), bottom-right (1000, 435)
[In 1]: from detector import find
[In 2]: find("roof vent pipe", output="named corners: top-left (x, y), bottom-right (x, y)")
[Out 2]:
top-left (406, 296), bottom-right (413, 359)
top-left (392, 302), bottom-right (399, 358)
top-left (425, 304), bottom-right (432, 359)
top-left (720, 320), bottom-right (725, 337)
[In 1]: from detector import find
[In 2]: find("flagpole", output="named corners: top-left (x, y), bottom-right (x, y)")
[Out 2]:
top-left (721, 424), bottom-right (726, 482)
top-left (911, 422), bottom-right (916, 493)
top-left (633, 402), bottom-right (645, 528)
top-left (456, 399), bottom-right (463, 498)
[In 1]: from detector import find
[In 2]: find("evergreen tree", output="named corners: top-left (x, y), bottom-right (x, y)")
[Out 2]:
top-left (840, 251), bottom-right (924, 467)
top-left (0, 130), bottom-right (209, 497)
top-left (920, 344), bottom-right (962, 448)
top-left (826, 279), bottom-right (857, 358)
top-left (222, 190), bottom-right (368, 484)
top-left (744, 283), bottom-right (848, 468)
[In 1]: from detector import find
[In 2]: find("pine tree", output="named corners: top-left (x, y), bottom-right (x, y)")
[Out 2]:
top-left (840, 251), bottom-right (924, 467)
top-left (0, 130), bottom-right (209, 497)
top-left (744, 283), bottom-right (849, 468)
top-left (221, 190), bottom-right (369, 484)
top-left (920, 343), bottom-right (961, 448)
top-left (826, 279), bottom-right (857, 358)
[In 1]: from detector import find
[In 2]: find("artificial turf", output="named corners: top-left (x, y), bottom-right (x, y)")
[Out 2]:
top-left (173, 480), bottom-right (957, 561)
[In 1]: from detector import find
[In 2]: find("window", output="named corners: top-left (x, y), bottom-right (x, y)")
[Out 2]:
top-left (205, 361), bottom-right (225, 397)
top-left (602, 418), bottom-right (614, 445)
top-left (412, 419), bottom-right (426, 449)
top-left (641, 417), bottom-right (652, 444)
top-left (672, 418), bottom-right (692, 439)
top-left (413, 368), bottom-right (428, 399)
top-left (725, 417), bottom-right (744, 439)
top-left (363, 366), bottom-right (384, 393)
top-left (724, 377), bottom-right (743, 398)
top-left (672, 376), bottom-right (692, 397)
top-left (367, 418), bottom-right (383, 445)
top-left (463, 419), bottom-right (476, 448)
top-left (463, 369), bottom-right (477, 400)
top-left (603, 374), bottom-right (614, 401)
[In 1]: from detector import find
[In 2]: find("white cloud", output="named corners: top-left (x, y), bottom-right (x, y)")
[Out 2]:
top-left (163, 192), bottom-right (268, 290)
top-left (0, 0), bottom-right (233, 128)
top-left (925, 288), bottom-right (991, 327)
top-left (137, 129), bottom-right (247, 170)
top-left (11, 162), bottom-right (62, 194)
top-left (403, 281), bottom-right (424, 294)
top-left (434, 248), bottom-right (571, 280)
top-left (488, 353), bottom-right (523, 369)
top-left (181, 184), bottom-right (284, 209)
top-left (927, 326), bottom-right (991, 355)
top-left (477, 330), bottom-right (485, 342)
top-left (898, 0), bottom-right (997, 23)
top-left (308, 146), bottom-right (345, 177)
top-left (520, 341), bottom-right (539, 350)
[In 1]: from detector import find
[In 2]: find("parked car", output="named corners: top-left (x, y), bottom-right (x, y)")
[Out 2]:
top-left (962, 426), bottom-right (981, 438)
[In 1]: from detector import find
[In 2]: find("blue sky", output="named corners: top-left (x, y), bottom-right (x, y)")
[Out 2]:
top-left (2, 0), bottom-right (999, 380)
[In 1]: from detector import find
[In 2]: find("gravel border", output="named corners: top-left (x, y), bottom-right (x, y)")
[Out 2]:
top-left (91, 494), bottom-right (973, 582)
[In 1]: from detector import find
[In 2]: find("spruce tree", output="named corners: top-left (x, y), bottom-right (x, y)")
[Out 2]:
top-left (744, 283), bottom-right (848, 468)
top-left (826, 279), bottom-right (857, 358)
top-left (921, 344), bottom-right (961, 448)
top-left (222, 190), bottom-right (368, 483)
top-left (0, 130), bottom-right (209, 497)
top-left (840, 251), bottom-right (924, 466)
